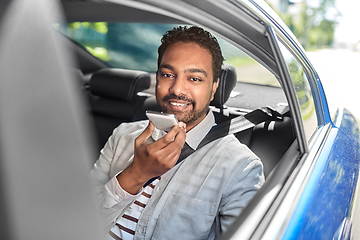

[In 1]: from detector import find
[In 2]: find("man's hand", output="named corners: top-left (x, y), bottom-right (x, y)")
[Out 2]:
top-left (117, 121), bottom-right (186, 194)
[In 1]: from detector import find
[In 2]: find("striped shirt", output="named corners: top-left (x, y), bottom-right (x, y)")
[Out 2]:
top-left (107, 178), bottom-right (161, 240)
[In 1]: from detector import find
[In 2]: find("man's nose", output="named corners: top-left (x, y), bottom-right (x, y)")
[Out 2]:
top-left (169, 77), bottom-right (188, 96)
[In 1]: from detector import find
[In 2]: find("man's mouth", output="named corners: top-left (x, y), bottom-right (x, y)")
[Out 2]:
top-left (169, 101), bottom-right (190, 107)
top-left (162, 94), bottom-right (195, 109)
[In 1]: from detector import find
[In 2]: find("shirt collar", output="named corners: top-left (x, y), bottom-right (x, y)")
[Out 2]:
top-left (185, 109), bottom-right (215, 150)
top-left (151, 109), bottom-right (216, 150)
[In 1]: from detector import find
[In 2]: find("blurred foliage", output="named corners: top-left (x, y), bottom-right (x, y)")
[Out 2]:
top-left (225, 56), bottom-right (258, 67)
top-left (66, 22), bottom-right (111, 62)
top-left (63, 22), bottom-right (278, 85)
top-left (266, 0), bottom-right (340, 50)
top-left (68, 22), bottom-right (108, 34)
top-left (85, 46), bottom-right (111, 62)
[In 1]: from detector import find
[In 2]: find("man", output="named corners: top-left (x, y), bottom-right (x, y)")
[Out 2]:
top-left (90, 26), bottom-right (264, 240)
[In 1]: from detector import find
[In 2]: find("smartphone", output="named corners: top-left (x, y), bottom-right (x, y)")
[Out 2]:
top-left (146, 110), bottom-right (178, 132)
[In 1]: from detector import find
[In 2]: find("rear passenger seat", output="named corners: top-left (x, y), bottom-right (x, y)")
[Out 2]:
top-left (87, 68), bottom-right (151, 151)
top-left (84, 65), bottom-right (295, 176)
top-left (235, 113), bottom-right (295, 176)
top-left (208, 64), bottom-right (296, 176)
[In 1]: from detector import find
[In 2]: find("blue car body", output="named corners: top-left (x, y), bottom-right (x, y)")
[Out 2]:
top-left (284, 109), bottom-right (360, 240)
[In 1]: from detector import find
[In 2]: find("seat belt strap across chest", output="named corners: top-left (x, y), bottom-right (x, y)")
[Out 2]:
top-left (144, 106), bottom-right (283, 187)
top-left (197, 106), bottom-right (283, 150)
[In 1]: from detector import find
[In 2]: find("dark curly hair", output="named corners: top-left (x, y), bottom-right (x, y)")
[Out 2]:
top-left (158, 26), bottom-right (224, 83)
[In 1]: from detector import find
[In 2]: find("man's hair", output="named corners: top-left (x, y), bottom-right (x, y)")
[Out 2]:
top-left (158, 26), bottom-right (224, 83)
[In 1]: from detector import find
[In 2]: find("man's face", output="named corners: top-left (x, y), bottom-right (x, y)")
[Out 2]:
top-left (156, 42), bottom-right (219, 131)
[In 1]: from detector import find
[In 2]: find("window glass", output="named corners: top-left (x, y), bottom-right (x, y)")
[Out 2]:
top-left (218, 38), bottom-right (279, 87)
top-left (57, 22), bottom-right (285, 109)
top-left (57, 22), bottom-right (175, 71)
top-left (279, 43), bottom-right (318, 141)
top-left (58, 23), bottom-right (277, 84)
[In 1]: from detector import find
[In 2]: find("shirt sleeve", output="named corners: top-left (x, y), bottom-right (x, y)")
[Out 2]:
top-left (103, 172), bottom-right (142, 208)
top-left (219, 154), bottom-right (265, 233)
top-left (89, 124), bottom-right (144, 235)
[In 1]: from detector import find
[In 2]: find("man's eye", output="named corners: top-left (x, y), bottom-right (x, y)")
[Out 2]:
top-left (161, 73), bottom-right (173, 78)
top-left (190, 77), bottom-right (202, 82)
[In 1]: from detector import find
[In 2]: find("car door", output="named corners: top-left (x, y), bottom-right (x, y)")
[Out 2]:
top-left (221, 1), bottom-right (360, 239)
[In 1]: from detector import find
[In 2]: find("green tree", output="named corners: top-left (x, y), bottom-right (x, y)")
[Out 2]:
top-left (270, 0), bottom-right (340, 50)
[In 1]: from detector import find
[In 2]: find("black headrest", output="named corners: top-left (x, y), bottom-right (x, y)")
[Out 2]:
top-left (210, 64), bottom-right (237, 107)
top-left (89, 68), bottom-right (150, 102)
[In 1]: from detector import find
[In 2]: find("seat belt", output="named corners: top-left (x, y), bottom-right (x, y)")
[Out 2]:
top-left (144, 106), bottom-right (284, 187)
top-left (179, 106), bottom-right (283, 161)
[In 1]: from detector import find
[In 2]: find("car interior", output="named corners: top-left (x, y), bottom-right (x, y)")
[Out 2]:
top-left (62, 32), bottom-right (296, 179)
top-left (59, 0), bottom-right (301, 236)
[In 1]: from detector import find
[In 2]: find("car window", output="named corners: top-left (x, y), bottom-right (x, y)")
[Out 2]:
top-left (58, 23), bottom-right (277, 84)
top-left (279, 43), bottom-right (318, 141)
top-left (57, 22), bottom-right (285, 110)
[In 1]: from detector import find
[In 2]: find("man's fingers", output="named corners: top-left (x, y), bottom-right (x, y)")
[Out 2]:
top-left (164, 122), bottom-right (186, 143)
top-left (157, 122), bottom-right (186, 158)
top-left (171, 123), bottom-right (186, 147)
top-left (133, 122), bottom-right (187, 177)
top-left (153, 122), bottom-right (186, 148)
top-left (136, 121), bottom-right (186, 165)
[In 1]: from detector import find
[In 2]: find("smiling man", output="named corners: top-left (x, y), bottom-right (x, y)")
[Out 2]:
top-left (90, 26), bottom-right (264, 240)
top-left (156, 41), bottom-right (218, 130)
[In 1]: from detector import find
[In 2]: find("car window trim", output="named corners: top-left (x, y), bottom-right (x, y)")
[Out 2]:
top-left (277, 36), bottom-right (327, 127)
top-left (266, 25), bottom-right (308, 154)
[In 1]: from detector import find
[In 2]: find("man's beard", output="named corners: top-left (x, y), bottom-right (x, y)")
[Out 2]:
top-left (160, 93), bottom-right (210, 125)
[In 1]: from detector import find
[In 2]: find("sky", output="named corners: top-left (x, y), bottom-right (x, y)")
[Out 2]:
top-left (334, 0), bottom-right (360, 44)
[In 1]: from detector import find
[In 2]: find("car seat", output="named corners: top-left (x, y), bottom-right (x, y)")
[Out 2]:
top-left (88, 68), bottom-right (151, 152)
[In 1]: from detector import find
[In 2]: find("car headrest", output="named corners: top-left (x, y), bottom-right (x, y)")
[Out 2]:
top-left (210, 64), bottom-right (237, 107)
top-left (89, 68), bottom-right (151, 102)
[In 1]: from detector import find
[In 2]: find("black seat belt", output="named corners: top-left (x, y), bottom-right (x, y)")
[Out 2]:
top-left (144, 106), bottom-right (284, 187)
top-left (179, 106), bottom-right (283, 161)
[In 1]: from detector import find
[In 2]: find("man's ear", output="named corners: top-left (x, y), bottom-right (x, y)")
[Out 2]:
top-left (210, 78), bottom-right (219, 101)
